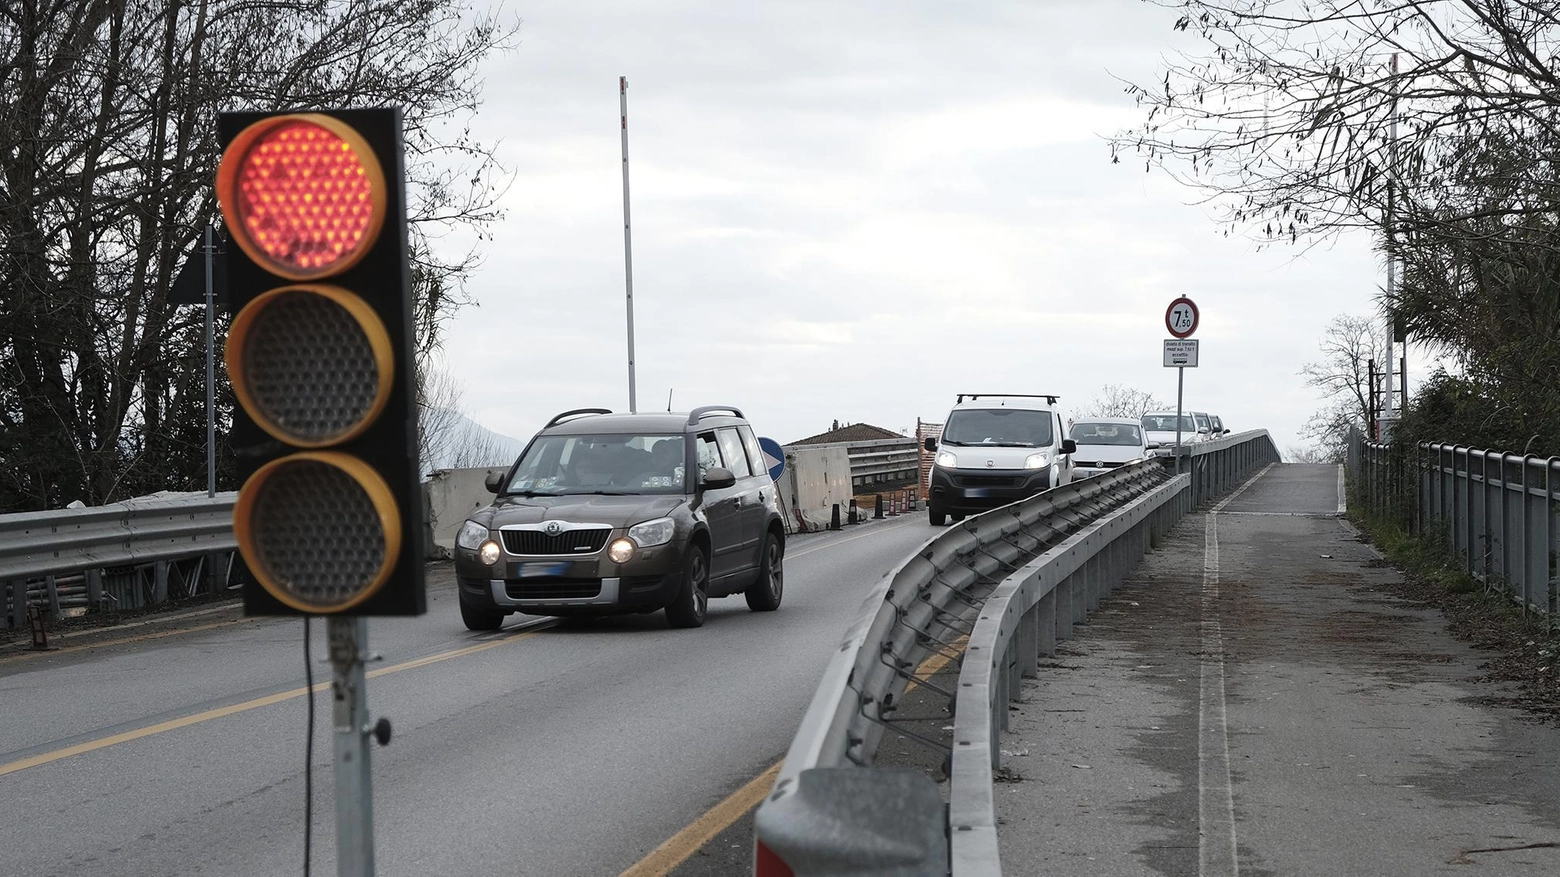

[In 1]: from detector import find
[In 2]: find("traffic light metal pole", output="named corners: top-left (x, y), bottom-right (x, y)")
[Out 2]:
top-left (620, 76), bottom-right (638, 414)
top-left (328, 617), bottom-right (377, 877)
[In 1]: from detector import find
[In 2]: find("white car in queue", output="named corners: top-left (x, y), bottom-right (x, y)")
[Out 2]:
top-left (1140, 411), bottom-right (1201, 456)
top-left (1069, 418), bottom-right (1149, 479)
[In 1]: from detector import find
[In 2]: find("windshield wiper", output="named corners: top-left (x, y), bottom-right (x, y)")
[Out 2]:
top-left (508, 489), bottom-right (561, 497)
top-left (940, 439), bottom-right (969, 446)
top-left (567, 490), bottom-right (635, 496)
top-left (988, 441), bottom-right (1034, 447)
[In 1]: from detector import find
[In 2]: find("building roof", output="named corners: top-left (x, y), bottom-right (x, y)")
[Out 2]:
top-left (788, 422), bottom-right (906, 446)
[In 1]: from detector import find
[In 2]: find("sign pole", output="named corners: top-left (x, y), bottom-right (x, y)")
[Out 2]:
top-left (1174, 366), bottom-right (1185, 476)
top-left (330, 617), bottom-right (376, 877)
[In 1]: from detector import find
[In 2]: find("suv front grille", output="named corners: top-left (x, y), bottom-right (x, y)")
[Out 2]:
top-left (501, 528), bottom-right (611, 556)
top-left (503, 580), bottom-right (602, 600)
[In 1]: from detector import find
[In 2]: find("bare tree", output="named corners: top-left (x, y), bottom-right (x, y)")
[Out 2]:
top-left (1298, 313), bottom-right (1384, 461)
top-left (417, 355), bottom-right (515, 474)
top-left (0, 0), bottom-right (517, 511)
top-left (1082, 384), bottom-right (1171, 419)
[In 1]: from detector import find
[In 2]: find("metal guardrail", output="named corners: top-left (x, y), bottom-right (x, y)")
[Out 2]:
top-left (1, 492), bottom-right (237, 629)
top-left (755, 430), bottom-right (1280, 875)
top-left (1350, 433), bottom-right (1558, 617)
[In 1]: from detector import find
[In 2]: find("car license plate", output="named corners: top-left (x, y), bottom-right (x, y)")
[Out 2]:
top-left (512, 561), bottom-right (570, 579)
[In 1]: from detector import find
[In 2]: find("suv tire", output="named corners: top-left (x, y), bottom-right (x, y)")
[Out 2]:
top-left (460, 597), bottom-right (506, 632)
top-left (928, 506), bottom-right (947, 526)
top-left (665, 543), bottom-right (709, 629)
top-left (745, 531), bottom-right (783, 612)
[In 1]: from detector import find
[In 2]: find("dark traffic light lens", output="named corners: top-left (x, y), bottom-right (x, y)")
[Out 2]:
top-left (226, 284), bottom-right (393, 447)
top-left (235, 453), bottom-right (401, 613)
top-left (216, 114), bottom-right (386, 280)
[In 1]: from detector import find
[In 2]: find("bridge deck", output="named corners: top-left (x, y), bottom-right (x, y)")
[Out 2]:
top-left (995, 463), bottom-right (1560, 876)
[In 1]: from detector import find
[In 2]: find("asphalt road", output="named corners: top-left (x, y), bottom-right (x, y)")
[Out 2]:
top-left (0, 515), bottom-right (936, 877)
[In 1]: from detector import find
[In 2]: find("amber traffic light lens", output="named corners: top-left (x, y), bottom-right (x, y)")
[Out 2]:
top-left (235, 452), bottom-right (402, 613)
top-left (225, 284), bottom-right (393, 447)
top-left (217, 114), bottom-right (386, 280)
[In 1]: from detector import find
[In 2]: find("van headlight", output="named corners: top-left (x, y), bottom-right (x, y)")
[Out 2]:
top-left (627, 517), bottom-right (675, 548)
top-left (1024, 452), bottom-right (1050, 470)
top-left (457, 520), bottom-right (488, 550)
top-left (935, 451), bottom-right (957, 468)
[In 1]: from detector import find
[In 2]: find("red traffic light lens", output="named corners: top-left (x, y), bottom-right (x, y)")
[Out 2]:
top-left (217, 114), bottom-right (386, 280)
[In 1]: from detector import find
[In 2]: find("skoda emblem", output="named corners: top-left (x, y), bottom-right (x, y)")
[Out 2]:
top-left (986, 459), bottom-right (995, 468)
top-left (545, 521), bottom-right (562, 536)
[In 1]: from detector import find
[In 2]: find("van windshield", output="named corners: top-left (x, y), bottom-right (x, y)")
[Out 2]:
top-left (941, 409), bottom-right (1054, 447)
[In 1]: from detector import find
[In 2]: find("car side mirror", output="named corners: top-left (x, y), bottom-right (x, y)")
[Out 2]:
top-left (1223, 429), bottom-right (1232, 435)
top-left (702, 466), bottom-right (737, 490)
top-left (1061, 439), bottom-right (1077, 454)
top-left (483, 471), bottom-right (505, 494)
top-left (923, 437), bottom-right (937, 451)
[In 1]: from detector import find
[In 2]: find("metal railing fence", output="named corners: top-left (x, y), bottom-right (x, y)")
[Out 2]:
top-left (1, 492), bottom-right (237, 629)
top-left (755, 431), bottom-right (1280, 875)
top-left (1349, 432), bottom-right (1558, 617)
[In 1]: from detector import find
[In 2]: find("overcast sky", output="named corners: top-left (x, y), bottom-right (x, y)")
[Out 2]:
top-left (436, 0), bottom-right (1413, 455)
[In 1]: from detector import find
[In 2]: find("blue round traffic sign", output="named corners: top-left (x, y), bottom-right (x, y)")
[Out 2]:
top-left (758, 437), bottom-right (785, 481)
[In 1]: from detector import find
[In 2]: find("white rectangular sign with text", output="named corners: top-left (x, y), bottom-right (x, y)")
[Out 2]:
top-left (1163, 339), bottom-right (1199, 367)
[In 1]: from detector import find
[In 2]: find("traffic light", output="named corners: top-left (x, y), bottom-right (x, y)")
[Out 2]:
top-left (217, 109), bottom-right (425, 616)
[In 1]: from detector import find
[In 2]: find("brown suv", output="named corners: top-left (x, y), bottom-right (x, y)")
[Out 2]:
top-left (454, 406), bottom-right (786, 630)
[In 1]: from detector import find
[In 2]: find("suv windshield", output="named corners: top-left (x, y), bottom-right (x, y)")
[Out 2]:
top-left (941, 409), bottom-right (1054, 447)
top-left (1142, 414), bottom-right (1196, 432)
top-left (505, 433), bottom-right (687, 496)
top-left (1071, 422), bottom-right (1143, 446)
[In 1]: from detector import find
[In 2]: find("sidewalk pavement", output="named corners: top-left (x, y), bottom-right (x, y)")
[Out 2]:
top-left (995, 464), bottom-right (1560, 876)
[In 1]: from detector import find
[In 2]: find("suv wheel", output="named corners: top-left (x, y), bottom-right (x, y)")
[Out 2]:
top-left (460, 596), bottom-right (506, 632)
top-left (665, 543), bottom-right (709, 629)
top-left (928, 506), bottom-right (947, 526)
top-left (745, 531), bottom-right (783, 612)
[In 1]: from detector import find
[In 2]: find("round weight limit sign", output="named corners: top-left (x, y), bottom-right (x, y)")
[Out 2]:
top-left (1166, 297), bottom-right (1199, 339)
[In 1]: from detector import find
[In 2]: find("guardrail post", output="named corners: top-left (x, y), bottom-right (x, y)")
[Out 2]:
top-left (874, 494), bottom-right (884, 519)
top-left (1055, 574), bottom-right (1075, 642)
top-left (5, 580), bottom-right (22, 630)
top-left (1037, 588), bottom-right (1057, 656)
top-left (86, 568), bottom-right (103, 610)
top-left (46, 575), bottom-right (62, 622)
top-left (153, 560), bottom-right (170, 604)
top-left (1018, 604), bottom-right (1039, 677)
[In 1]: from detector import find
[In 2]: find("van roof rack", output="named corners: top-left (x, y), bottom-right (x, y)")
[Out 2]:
top-left (546, 408), bottom-right (612, 428)
top-left (956, 393), bottom-right (1059, 405)
top-left (687, 405), bottom-right (744, 426)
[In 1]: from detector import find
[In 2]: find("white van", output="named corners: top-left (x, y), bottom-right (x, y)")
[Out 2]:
top-left (923, 394), bottom-right (1076, 526)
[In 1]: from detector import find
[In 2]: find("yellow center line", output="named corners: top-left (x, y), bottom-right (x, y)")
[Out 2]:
top-left (0, 624), bottom-right (553, 779)
top-left (618, 634), bottom-right (967, 877)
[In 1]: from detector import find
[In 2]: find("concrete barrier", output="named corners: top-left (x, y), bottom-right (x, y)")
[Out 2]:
top-left (422, 467), bottom-right (507, 559)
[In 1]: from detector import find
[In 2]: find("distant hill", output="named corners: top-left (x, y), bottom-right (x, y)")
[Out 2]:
top-left (421, 409), bottom-right (528, 474)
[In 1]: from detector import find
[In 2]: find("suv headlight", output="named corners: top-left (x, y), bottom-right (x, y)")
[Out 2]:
top-left (935, 450), bottom-right (957, 468)
top-left (627, 517), bottom-right (675, 548)
top-left (457, 520), bottom-right (488, 551)
top-left (1024, 452), bottom-right (1050, 470)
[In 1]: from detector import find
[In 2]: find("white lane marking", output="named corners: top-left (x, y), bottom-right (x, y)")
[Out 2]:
top-left (1197, 463), bottom-right (1270, 876)
top-left (1336, 463), bottom-right (1347, 514)
top-left (1200, 511), bottom-right (1239, 877)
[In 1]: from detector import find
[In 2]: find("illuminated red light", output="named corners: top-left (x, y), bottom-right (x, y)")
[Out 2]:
top-left (218, 115), bottom-right (386, 280)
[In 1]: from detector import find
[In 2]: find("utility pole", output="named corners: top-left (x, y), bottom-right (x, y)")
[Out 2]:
top-left (204, 223), bottom-right (216, 499)
top-left (620, 76), bottom-right (638, 413)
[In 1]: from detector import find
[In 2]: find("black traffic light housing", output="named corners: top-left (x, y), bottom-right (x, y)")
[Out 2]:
top-left (219, 108), bottom-right (425, 616)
